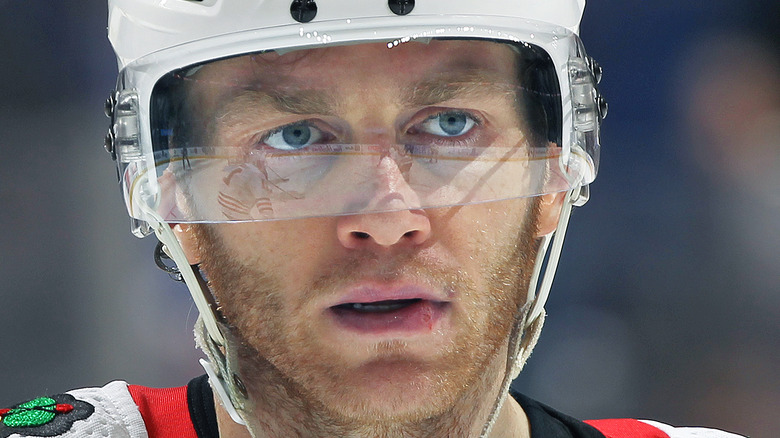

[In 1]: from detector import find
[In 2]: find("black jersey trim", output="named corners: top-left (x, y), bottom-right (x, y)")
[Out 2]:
top-left (510, 389), bottom-right (606, 438)
top-left (187, 375), bottom-right (219, 438)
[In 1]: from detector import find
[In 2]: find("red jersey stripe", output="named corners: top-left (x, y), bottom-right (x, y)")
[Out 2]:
top-left (585, 419), bottom-right (670, 438)
top-left (128, 384), bottom-right (198, 438)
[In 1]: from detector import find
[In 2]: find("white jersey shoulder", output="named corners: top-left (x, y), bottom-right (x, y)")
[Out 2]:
top-left (2, 381), bottom-right (147, 438)
top-left (640, 420), bottom-right (746, 438)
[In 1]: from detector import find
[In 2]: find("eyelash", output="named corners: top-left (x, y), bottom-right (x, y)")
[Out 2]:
top-left (405, 109), bottom-right (483, 142)
top-left (254, 119), bottom-right (336, 151)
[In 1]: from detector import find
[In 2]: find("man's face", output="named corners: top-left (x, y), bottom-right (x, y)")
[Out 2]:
top-left (178, 40), bottom-right (554, 427)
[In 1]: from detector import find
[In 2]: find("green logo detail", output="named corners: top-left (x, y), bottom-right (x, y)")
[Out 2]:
top-left (0, 397), bottom-right (71, 428)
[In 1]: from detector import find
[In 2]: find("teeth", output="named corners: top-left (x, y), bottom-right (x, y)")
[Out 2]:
top-left (340, 299), bottom-right (421, 313)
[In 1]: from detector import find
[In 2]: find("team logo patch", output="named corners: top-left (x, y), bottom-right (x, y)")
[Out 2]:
top-left (0, 394), bottom-right (94, 437)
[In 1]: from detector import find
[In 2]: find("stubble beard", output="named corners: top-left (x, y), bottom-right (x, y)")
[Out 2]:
top-left (193, 203), bottom-right (540, 437)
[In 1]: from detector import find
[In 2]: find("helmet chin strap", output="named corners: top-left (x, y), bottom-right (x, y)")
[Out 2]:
top-left (479, 305), bottom-right (545, 438)
top-left (526, 189), bottom-right (577, 329)
top-left (479, 189), bottom-right (577, 437)
top-left (138, 200), bottom-right (251, 427)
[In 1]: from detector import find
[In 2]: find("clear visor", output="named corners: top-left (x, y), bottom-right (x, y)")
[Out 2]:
top-left (132, 38), bottom-right (593, 222)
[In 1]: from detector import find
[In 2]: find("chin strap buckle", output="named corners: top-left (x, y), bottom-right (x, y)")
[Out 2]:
top-left (571, 184), bottom-right (590, 207)
top-left (154, 241), bottom-right (184, 282)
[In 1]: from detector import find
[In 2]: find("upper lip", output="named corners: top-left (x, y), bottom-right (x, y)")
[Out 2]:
top-left (327, 282), bottom-right (451, 308)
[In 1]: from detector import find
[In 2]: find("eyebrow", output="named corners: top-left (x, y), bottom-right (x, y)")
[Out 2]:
top-left (404, 69), bottom-right (518, 107)
top-left (269, 88), bottom-right (335, 115)
top-left (214, 87), bottom-right (336, 126)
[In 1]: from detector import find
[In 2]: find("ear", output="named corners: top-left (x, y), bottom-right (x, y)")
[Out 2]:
top-left (536, 191), bottom-right (566, 237)
top-left (172, 223), bottom-right (202, 265)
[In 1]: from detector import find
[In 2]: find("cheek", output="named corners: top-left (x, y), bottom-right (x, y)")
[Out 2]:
top-left (436, 199), bottom-right (532, 273)
top-left (214, 219), bottom-right (339, 293)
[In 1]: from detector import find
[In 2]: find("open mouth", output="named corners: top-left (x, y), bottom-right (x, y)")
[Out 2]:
top-left (333, 298), bottom-right (423, 313)
top-left (329, 298), bottom-right (447, 334)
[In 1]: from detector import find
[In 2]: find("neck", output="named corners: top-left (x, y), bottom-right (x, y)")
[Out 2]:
top-left (212, 348), bottom-right (530, 438)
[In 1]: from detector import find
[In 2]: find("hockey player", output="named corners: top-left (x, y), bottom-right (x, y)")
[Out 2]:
top-left (0, 1), bottom-right (745, 437)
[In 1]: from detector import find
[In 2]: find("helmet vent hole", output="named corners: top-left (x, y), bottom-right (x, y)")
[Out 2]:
top-left (388, 0), bottom-right (415, 15)
top-left (290, 0), bottom-right (317, 23)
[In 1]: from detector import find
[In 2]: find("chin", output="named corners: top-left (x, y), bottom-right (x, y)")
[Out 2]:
top-left (312, 358), bottom-right (464, 423)
top-left (327, 387), bottom-right (447, 425)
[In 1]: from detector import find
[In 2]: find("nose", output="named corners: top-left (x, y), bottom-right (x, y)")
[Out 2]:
top-left (337, 209), bottom-right (431, 249)
top-left (336, 153), bottom-right (432, 249)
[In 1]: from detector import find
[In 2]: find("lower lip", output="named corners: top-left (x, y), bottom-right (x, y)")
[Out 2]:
top-left (328, 300), bottom-right (448, 335)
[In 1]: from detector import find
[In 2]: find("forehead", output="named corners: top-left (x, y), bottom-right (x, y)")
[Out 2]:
top-left (193, 39), bottom-right (519, 91)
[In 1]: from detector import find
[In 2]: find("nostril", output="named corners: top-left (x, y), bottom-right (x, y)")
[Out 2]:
top-left (337, 211), bottom-right (431, 248)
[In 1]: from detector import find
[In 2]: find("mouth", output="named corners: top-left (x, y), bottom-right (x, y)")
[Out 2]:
top-left (327, 292), bottom-right (449, 335)
top-left (333, 298), bottom-right (423, 313)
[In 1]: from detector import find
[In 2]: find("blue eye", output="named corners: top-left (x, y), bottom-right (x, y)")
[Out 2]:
top-left (420, 112), bottom-right (477, 137)
top-left (264, 122), bottom-right (323, 150)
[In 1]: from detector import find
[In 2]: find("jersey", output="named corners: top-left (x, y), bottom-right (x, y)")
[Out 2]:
top-left (0, 376), bottom-right (744, 438)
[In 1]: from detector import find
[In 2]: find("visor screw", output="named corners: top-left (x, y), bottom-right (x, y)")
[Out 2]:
top-left (290, 0), bottom-right (317, 23)
top-left (598, 96), bottom-right (609, 120)
top-left (104, 131), bottom-right (116, 158)
top-left (388, 0), bottom-right (415, 15)
top-left (232, 373), bottom-right (248, 398)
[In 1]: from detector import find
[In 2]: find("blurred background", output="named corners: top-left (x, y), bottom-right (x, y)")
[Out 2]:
top-left (1, 1), bottom-right (777, 437)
